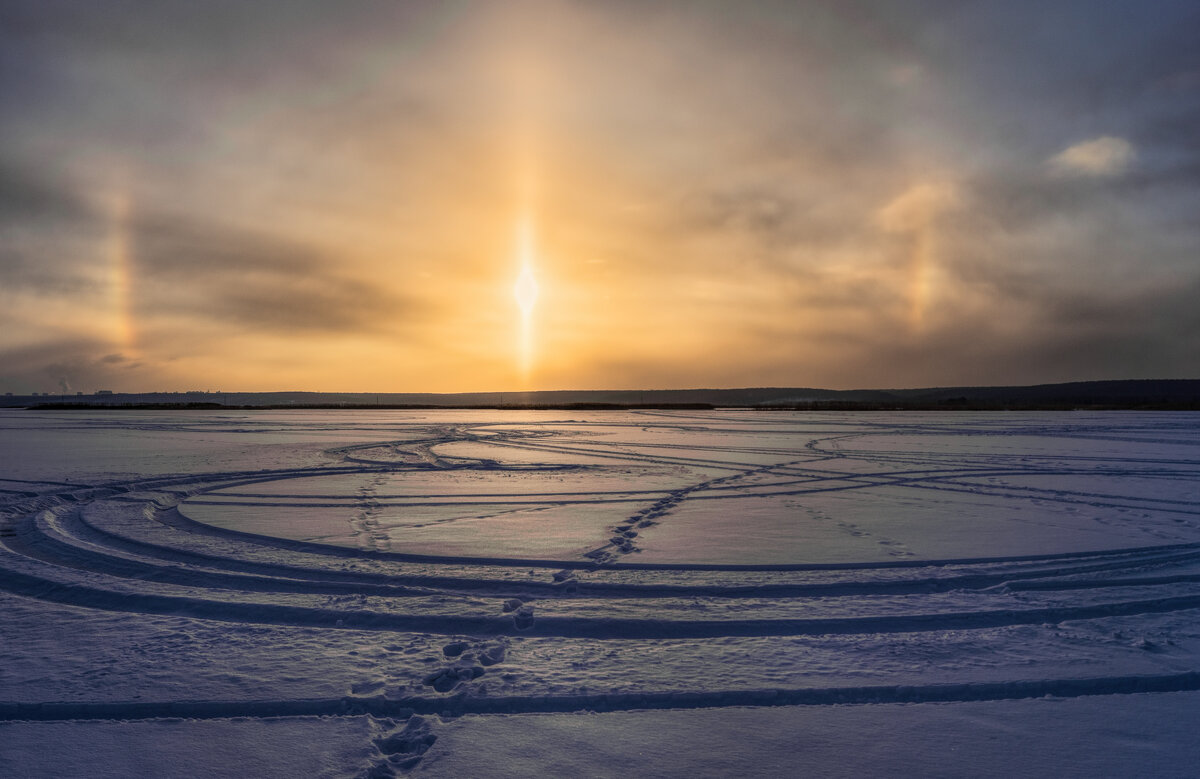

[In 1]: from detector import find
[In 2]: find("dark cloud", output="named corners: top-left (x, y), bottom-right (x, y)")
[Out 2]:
top-left (676, 184), bottom-right (878, 259)
top-left (0, 246), bottom-right (100, 297)
top-left (682, 190), bottom-right (799, 243)
top-left (0, 159), bottom-right (87, 224)
top-left (861, 276), bottom-right (1200, 386)
top-left (960, 164), bottom-right (1122, 233)
top-left (128, 214), bottom-right (416, 335)
top-left (0, 165), bottom-right (101, 302)
top-left (0, 339), bottom-right (145, 394)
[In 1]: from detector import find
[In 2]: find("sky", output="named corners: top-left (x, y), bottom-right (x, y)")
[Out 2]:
top-left (1, 0), bottom-right (1198, 393)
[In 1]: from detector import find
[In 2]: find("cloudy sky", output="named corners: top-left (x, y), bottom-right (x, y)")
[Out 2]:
top-left (2, 0), bottom-right (1198, 393)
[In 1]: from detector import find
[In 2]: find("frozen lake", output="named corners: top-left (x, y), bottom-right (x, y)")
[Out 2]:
top-left (3, 409), bottom-right (1200, 777)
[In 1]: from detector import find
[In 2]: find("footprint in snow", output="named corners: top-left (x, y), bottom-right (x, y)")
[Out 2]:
top-left (421, 639), bottom-right (509, 693)
top-left (442, 638), bottom-right (507, 666)
top-left (423, 664), bottom-right (484, 692)
top-left (363, 715), bottom-right (438, 776)
top-left (512, 604), bottom-right (535, 630)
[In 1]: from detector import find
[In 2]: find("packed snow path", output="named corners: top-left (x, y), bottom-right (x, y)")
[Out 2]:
top-left (2, 409), bottom-right (1200, 777)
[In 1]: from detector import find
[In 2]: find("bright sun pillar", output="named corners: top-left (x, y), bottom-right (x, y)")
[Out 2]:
top-left (513, 220), bottom-right (539, 377)
top-left (515, 263), bottom-right (538, 318)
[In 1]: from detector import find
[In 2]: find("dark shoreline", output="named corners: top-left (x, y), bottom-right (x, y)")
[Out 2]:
top-left (20, 401), bottom-right (1200, 412)
top-left (7, 379), bottom-right (1200, 412)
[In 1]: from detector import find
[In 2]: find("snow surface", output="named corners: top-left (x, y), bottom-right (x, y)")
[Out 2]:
top-left (2, 408), bottom-right (1200, 777)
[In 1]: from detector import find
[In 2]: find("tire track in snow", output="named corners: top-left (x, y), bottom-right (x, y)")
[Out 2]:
top-left (11, 503), bottom-right (1200, 600)
top-left (6, 671), bottom-right (1200, 722)
top-left (5, 558), bottom-right (1200, 639)
top-left (5, 408), bottom-right (1200, 758)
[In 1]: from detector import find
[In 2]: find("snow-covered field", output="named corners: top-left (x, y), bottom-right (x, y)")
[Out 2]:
top-left (2, 409), bottom-right (1200, 777)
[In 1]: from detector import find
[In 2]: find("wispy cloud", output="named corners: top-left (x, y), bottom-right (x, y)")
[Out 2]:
top-left (1048, 136), bottom-right (1136, 177)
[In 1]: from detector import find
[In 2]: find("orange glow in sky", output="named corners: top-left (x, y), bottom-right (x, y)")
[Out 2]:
top-left (2, 1), bottom-right (1192, 394)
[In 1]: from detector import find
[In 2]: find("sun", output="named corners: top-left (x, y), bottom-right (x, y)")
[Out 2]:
top-left (513, 220), bottom-right (539, 377)
top-left (514, 263), bottom-right (539, 317)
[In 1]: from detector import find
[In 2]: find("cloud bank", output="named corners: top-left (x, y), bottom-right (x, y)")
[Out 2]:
top-left (2, 0), bottom-right (1199, 392)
